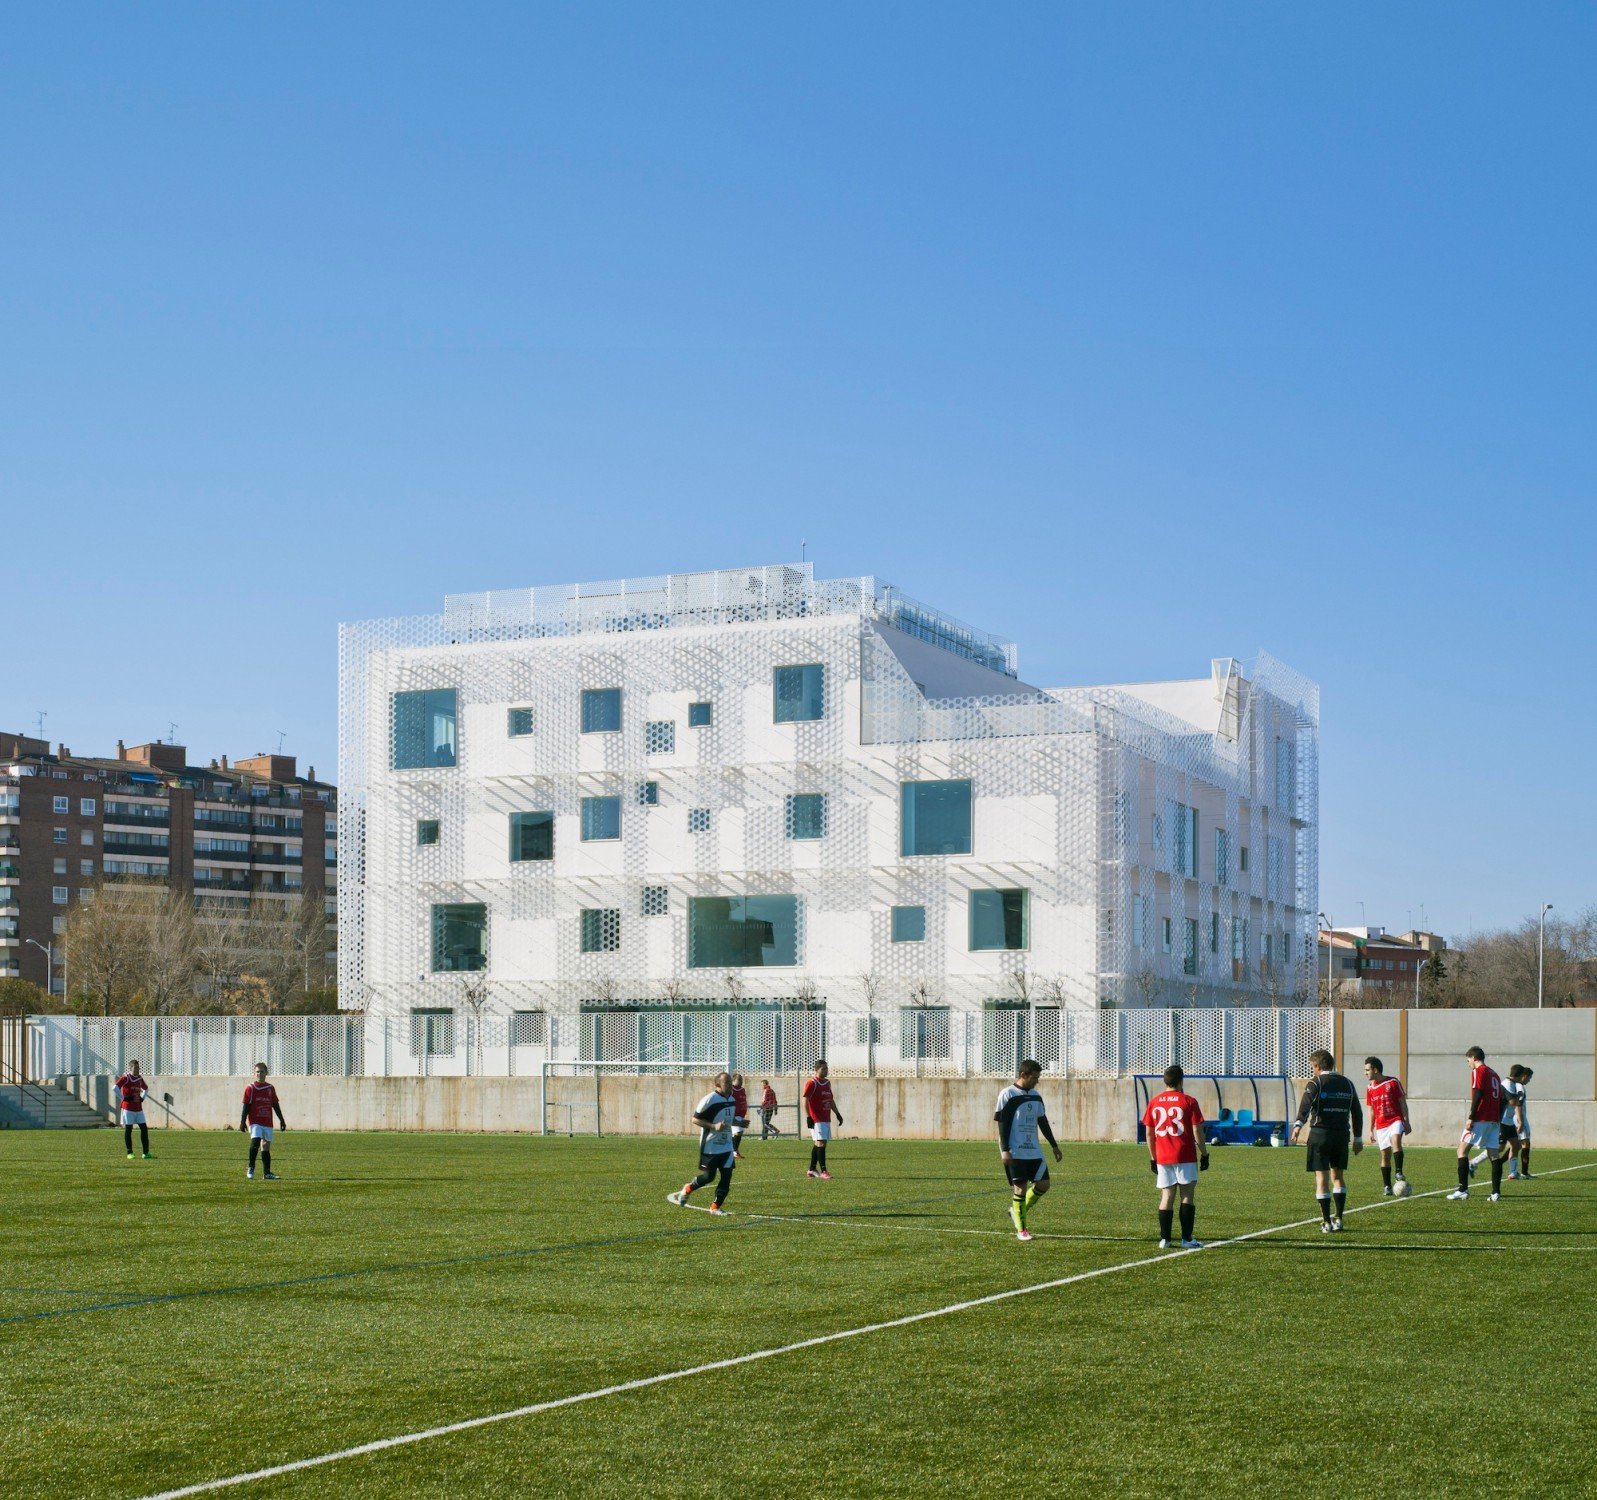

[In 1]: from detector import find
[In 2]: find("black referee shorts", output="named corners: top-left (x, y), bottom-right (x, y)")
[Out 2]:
top-left (1304, 1130), bottom-right (1349, 1173)
top-left (1004, 1157), bottom-right (1048, 1188)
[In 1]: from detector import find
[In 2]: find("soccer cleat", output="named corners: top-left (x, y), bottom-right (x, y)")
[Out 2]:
top-left (1320, 1221), bottom-right (1333, 1233)
top-left (1520, 1171), bottom-right (1536, 1179)
top-left (706, 1205), bottom-right (728, 1216)
top-left (1382, 1186), bottom-right (1393, 1197)
top-left (818, 1170), bottom-right (832, 1180)
top-left (733, 1152), bottom-right (743, 1160)
top-left (1330, 1218), bottom-right (1345, 1233)
top-left (1446, 1189), bottom-right (1469, 1201)
top-left (127, 1153), bottom-right (135, 1161)
top-left (1158, 1238), bottom-right (1171, 1249)
top-left (1507, 1168), bottom-right (1520, 1180)
top-left (1181, 1239), bottom-right (1205, 1250)
top-left (806, 1169), bottom-right (819, 1178)
top-left (1488, 1192), bottom-right (1501, 1203)
top-left (246, 1169), bottom-right (254, 1180)
top-left (264, 1172), bottom-right (279, 1181)
top-left (1016, 1229), bottom-right (1033, 1242)
top-left (142, 1153), bottom-right (153, 1161)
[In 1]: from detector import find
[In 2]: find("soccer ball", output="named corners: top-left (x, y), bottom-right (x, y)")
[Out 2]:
top-left (1393, 1179), bottom-right (1413, 1198)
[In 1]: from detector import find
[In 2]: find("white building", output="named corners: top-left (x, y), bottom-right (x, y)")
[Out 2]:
top-left (339, 565), bottom-right (1318, 1067)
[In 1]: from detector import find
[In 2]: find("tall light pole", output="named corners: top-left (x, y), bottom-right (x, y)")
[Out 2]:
top-left (1538, 902), bottom-right (1553, 1008)
top-left (23, 938), bottom-right (52, 997)
top-left (1317, 913), bottom-right (1333, 1005)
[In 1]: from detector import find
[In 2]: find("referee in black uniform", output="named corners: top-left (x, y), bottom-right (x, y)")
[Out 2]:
top-left (1290, 1049), bottom-right (1364, 1232)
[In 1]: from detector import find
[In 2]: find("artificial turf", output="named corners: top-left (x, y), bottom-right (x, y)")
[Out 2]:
top-left (1, 1128), bottom-right (1593, 1498)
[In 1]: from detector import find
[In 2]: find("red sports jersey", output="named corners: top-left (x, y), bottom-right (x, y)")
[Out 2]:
top-left (802, 1076), bottom-right (834, 1123)
top-left (114, 1073), bottom-right (148, 1111)
top-left (1367, 1077), bottom-right (1407, 1131)
top-left (760, 1085), bottom-right (777, 1110)
top-left (1470, 1063), bottom-right (1503, 1123)
top-left (1142, 1089), bottom-right (1204, 1165)
top-left (731, 1084), bottom-right (748, 1116)
top-left (243, 1082), bottom-right (280, 1126)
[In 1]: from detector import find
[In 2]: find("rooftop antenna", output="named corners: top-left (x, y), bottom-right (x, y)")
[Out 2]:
top-left (276, 730), bottom-right (287, 753)
top-left (167, 721), bottom-right (179, 743)
top-left (34, 710), bottom-right (46, 739)
top-left (801, 539), bottom-right (807, 564)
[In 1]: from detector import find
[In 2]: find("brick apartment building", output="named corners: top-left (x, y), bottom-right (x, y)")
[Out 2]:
top-left (0, 732), bottom-right (335, 994)
top-left (1318, 925), bottom-right (1428, 1001)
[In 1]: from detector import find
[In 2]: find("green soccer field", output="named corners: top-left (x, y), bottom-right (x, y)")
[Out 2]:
top-left (2, 1129), bottom-right (1594, 1499)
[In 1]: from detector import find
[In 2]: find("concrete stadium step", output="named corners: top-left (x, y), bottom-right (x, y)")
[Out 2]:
top-left (0, 1083), bottom-right (109, 1129)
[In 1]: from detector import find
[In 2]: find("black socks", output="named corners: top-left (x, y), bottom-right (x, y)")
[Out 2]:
top-left (809, 1145), bottom-right (820, 1171)
top-left (124, 1125), bottom-right (134, 1153)
top-left (1332, 1190), bottom-right (1347, 1219)
top-left (249, 1138), bottom-right (261, 1169)
top-left (1457, 1157), bottom-right (1471, 1191)
top-left (1394, 1148), bottom-right (1405, 1174)
top-left (139, 1124), bottom-right (149, 1154)
top-left (1381, 1164), bottom-right (1392, 1188)
top-left (1490, 1157), bottom-right (1503, 1194)
top-left (1318, 1195), bottom-right (1332, 1223)
top-left (1178, 1203), bottom-right (1195, 1241)
top-left (1158, 1208), bottom-right (1174, 1241)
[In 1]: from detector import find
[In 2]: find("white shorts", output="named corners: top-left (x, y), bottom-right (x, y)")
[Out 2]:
top-left (1375, 1122), bottom-right (1407, 1151)
top-left (119, 1109), bottom-right (147, 1126)
top-left (1462, 1122), bottom-right (1499, 1153)
top-left (810, 1121), bottom-right (832, 1142)
top-left (1155, 1162), bottom-right (1198, 1188)
top-left (249, 1124), bottom-right (274, 1143)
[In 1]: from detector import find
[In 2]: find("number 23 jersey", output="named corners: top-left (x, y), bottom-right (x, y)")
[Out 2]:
top-left (1142, 1089), bottom-right (1205, 1165)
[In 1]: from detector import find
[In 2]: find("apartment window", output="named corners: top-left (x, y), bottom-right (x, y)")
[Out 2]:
top-left (687, 894), bottom-right (800, 968)
top-left (900, 780), bottom-right (973, 857)
top-left (53, 796), bottom-right (69, 814)
top-left (52, 916), bottom-right (65, 936)
top-left (1214, 829), bottom-right (1230, 887)
top-left (772, 664), bottom-right (825, 723)
top-left (52, 886), bottom-right (68, 905)
top-left (392, 688), bottom-right (458, 770)
top-left (645, 721), bottom-right (675, 755)
top-left (1132, 893), bottom-right (1146, 949)
top-left (80, 860), bottom-right (95, 877)
top-left (1162, 917), bottom-right (1172, 955)
top-left (580, 908), bottom-right (621, 953)
top-left (509, 1010), bottom-right (547, 1046)
top-left (1183, 917), bottom-right (1199, 976)
top-left (1239, 845), bottom-right (1250, 873)
top-left (507, 707), bottom-right (535, 737)
top-left (53, 828), bottom-right (67, 845)
top-left (417, 820), bottom-right (440, 847)
top-left (53, 858), bottom-right (66, 876)
top-left (580, 688), bottom-right (622, 734)
top-left (1169, 801), bottom-right (1198, 878)
top-left (431, 902), bottom-right (487, 971)
top-left (80, 798), bottom-right (96, 816)
top-left (641, 886), bottom-right (668, 917)
top-left (785, 793), bottom-right (827, 840)
top-left (580, 797), bottom-right (621, 842)
top-left (409, 1008), bottom-right (456, 1058)
top-left (1232, 918), bottom-right (1250, 963)
top-left (688, 807), bottom-right (711, 834)
top-left (969, 888), bottom-right (1029, 952)
top-left (81, 830), bottom-right (95, 847)
top-left (1210, 912), bottom-right (1221, 955)
top-left (637, 781), bottom-right (659, 806)
top-left (1266, 835), bottom-right (1283, 901)
top-left (891, 905), bottom-right (926, 943)
top-left (688, 702), bottom-right (713, 728)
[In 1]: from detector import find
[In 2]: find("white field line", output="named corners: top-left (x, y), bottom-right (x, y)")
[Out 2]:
top-left (140, 1160), bottom-right (1597, 1500)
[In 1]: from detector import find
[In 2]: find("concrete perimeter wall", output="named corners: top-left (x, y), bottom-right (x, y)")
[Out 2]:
top-left (52, 1069), bottom-right (1597, 1148)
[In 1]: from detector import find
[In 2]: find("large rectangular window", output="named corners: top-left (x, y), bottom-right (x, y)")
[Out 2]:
top-left (773, 664), bottom-right (825, 723)
top-left (1183, 917), bottom-right (1199, 976)
top-left (900, 779), bottom-right (973, 857)
top-left (785, 793), bottom-right (827, 840)
top-left (580, 796), bottom-right (621, 841)
top-left (1214, 828), bottom-right (1230, 887)
top-left (688, 894), bottom-right (800, 968)
top-left (891, 905), bottom-right (926, 942)
top-left (580, 908), bottom-right (621, 953)
top-left (969, 888), bottom-right (1029, 951)
top-left (1169, 801), bottom-right (1198, 878)
top-left (581, 688), bottom-right (622, 734)
top-left (392, 689), bottom-right (458, 770)
top-left (431, 903), bottom-right (486, 971)
top-left (510, 811), bottom-right (554, 862)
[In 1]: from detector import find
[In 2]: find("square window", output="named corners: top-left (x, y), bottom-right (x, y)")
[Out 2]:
top-left (773, 663), bottom-right (825, 723)
top-left (580, 796), bottom-right (622, 841)
top-left (688, 807), bottom-right (711, 833)
top-left (53, 858), bottom-right (66, 875)
top-left (687, 894), bottom-right (800, 968)
top-left (80, 798), bottom-right (96, 816)
top-left (645, 720), bottom-right (675, 755)
top-left (416, 819), bottom-right (440, 846)
top-left (580, 907), bottom-right (621, 953)
top-left (688, 702), bottom-right (713, 727)
top-left (891, 905), bottom-right (926, 942)
top-left (507, 707), bottom-right (535, 737)
top-left (52, 886), bottom-right (69, 904)
top-left (969, 888), bottom-right (1029, 951)
top-left (642, 885), bottom-right (669, 917)
top-left (581, 688), bottom-right (622, 734)
top-left (900, 780), bottom-right (973, 856)
top-left (431, 902), bottom-right (486, 971)
top-left (81, 830), bottom-right (94, 847)
top-left (637, 781), bottom-right (659, 806)
top-left (80, 860), bottom-right (95, 877)
top-left (510, 811), bottom-right (554, 862)
top-left (785, 792), bottom-right (826, 840)
top-left (509, 1010), bottom-right (546, 1046)
top-left (53, 796), bottom-right (68, 814)
top-left (53, 828), bottom-right (67, 845)
top-left (392, 688), bottom-right (458, 770)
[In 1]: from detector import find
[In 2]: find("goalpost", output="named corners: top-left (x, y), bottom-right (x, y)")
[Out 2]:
top-left (538, 1059), bottom-right (804, 1139)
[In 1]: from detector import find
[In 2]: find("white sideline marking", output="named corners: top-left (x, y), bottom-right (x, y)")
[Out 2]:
top-left (140, 1161), bottom-right (1597, 1499)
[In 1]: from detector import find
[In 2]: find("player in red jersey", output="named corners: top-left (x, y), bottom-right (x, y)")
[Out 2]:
top-left (802, 1060), bottom-right (843, 1178)
top-left (114, 1061), bottom-right (153, 1161)
top-left (1448, 1046), bottom-right (1505, 1202)
top-left (1362, 1057), bottom-right (1411, 1195)
top-left (1141, 1065), bottom-right (1210, 1249)
top-left (239, 1062), bottom-right (287, 1181)
top-left (758, 1079), bottom-right (781, 1139)
top-left (729, 1073), bottom-right (749, 1158)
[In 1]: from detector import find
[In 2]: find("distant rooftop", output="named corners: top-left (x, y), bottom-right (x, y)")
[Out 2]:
top-left (435, 563), bottom-right (1019, 678)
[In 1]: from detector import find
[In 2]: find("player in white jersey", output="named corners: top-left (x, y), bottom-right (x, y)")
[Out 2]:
top-left (994, 1060), bottom-right (1062, 1242)
top-left (667, 1070), bottom-right (738, 1216)
top-left (1513, 1066), bottom-right (1535, 1177)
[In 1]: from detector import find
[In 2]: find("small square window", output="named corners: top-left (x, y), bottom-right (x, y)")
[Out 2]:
top-left (80, 798), bottom-right (97, 816)
top-left (417, 819), bottom-right (440, 846)
top-left (53, 796), bottom-right (69, 814)
top-left (645, 720), bottom-right (676, 755)
top-left (637, 781), bottom-right (659, 806)
top-left (509, 1010), bottom-right (546, 1046)
top-left (53, 828), bottom-right (67, 845)
top-left (81, 830), bottom-right (94, 847)
top-left (80, 859), bottom-right (95, 876)
top-left (891, 905), bottom-right (926, 942)
top-left (580, 907), bottom-right (621, 953)
top-left (642, 886), bottom-right (669, 917)
top-left (785, 792), bottom-right (827, 840)
top-left (688, 702), bottom-right (713, 728)
top-left (52, 886), bottom-right (69, 904)
top-left (53, 858), bottom-right (66, 875)
top-left (688, 807), bottom-right (711, 834)
top-left (581, 796), bottom-right (622, 841)
top-left (970, 888), bottom-right (1029, 952)
top-left (773, 663), bottom-right (825, 723)
top-left (507, 707), bottom-right (535, 737)
top-left (581, 688), bottom-right (622, 734)
top-left (510, 811), bottom-right (554, 862)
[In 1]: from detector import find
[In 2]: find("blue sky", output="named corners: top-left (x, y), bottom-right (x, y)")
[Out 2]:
top-left (2, 4), bottom-right (1591, 940)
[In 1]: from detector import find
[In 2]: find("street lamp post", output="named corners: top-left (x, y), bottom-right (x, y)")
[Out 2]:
top-left (1317, 913), bottom-right (1333, 1005)
top-left (23, 938), bottom-right (52, 997)
top-left (1538, 903), bottom-right (1553, 1008)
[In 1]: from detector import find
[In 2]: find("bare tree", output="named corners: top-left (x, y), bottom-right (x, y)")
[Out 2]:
top-left (1130, 964), bottom-right (1162, 1010)
top-left (661, 976), bottom-right (687, 1005)
top-left (723, 971), bottom-right (745, 1004)
top-left (61, 884), bottom-right (145, 1015)
top-left (459, 970), bottom-right (490, 1074)
top-left (793, 973), bottom-right (819, 1006)
top-left (194, 900), bottom-right (254, 1012)
top-left (141, 892), bottom-right (202, 1015)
